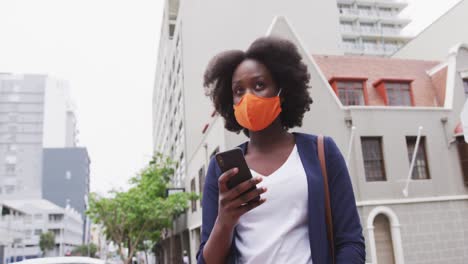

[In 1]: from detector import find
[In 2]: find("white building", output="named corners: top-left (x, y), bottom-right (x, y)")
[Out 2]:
top-left (0, 74), bottom-right (78, 199)
top-left (337, 0), bottom-right (412, 56)
top-left (0, 199), bottom-right (83, 263)
top-left (392, 0), bottom-right (468, 60)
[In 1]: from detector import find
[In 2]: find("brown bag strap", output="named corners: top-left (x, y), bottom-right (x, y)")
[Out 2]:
top-left (318, 135), bottom-right (335, 264)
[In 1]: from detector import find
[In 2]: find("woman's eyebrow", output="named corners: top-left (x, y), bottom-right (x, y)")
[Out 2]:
top-left (232, 74), bottom-right (264, 85)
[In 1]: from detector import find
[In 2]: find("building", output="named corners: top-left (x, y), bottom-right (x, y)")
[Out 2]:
top-left (393, 0), bottom-right (467, 60)
top-left (153, 10), bottom-right (468, 263)
top-left (0, 73), bottom-right (76, 199)
top-left (0, 204), bottom-right (26, 264)
top-left (337, 0), bottom-right (412, 56)
top-left (42, 148), bottom-right (91, 243)
top-left (0, 199), bottom-right (83, 263)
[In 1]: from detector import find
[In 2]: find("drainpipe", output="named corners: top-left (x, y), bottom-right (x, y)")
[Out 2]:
top-left (402, 126), bottom-right (423, 197)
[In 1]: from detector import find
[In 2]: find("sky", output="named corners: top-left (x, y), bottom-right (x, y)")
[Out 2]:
top-left (0, 0), bottom-right (461, 195)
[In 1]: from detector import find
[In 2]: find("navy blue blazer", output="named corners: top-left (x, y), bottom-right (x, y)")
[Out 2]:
top-left (197, 133), bottom-right (365, 263)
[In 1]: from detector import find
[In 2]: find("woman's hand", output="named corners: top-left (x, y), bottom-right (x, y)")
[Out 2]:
top-left (216, 167), bottom-right (267, 229)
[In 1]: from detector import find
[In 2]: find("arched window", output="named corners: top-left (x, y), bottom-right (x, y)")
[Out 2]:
top-left (367, 206), bottom-right (404, 264)
top-left (374, 214), bottom-right (395, 264)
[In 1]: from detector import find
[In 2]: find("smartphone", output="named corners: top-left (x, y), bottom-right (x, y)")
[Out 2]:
top-left (215, 148), bottom-right (260, 202)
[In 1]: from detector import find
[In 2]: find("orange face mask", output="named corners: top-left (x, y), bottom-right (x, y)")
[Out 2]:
top-left (233, 89), bottom-right (282, 132)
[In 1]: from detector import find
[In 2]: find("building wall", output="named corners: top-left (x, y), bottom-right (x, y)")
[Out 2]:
top-left (337, 0), bottom-right (412, 56)
top-left (0, 74), bottom-right (46, 199)
top-left (359, 200), bottom-right (468, 264)
top-left (0, 201), bottom-right (83, 261)
top-left (42, 147), bottom-right (90, 242)
top-left (0, 74), bottom-right (76, 200)
top-left (393, 0), bottom-right (468, 61)
top-left (42, 78), bottom-right (70, 148)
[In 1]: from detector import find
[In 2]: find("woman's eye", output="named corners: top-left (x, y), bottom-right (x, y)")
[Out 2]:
top-left (256, 82), bottom-right (265, 89)
top-left (234, 88), bottom-right (244, 95)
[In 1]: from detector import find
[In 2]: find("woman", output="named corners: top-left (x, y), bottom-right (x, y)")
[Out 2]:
top-left (197, 36), bottom-right (365, 264)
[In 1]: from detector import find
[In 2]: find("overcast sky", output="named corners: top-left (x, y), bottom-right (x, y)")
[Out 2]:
top-left (0, 0), bottom-right (461, 195)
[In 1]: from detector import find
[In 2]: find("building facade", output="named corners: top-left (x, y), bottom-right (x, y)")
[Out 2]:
top-left (0, 74), bottom-right (76, 199)
top-left (337, 0), bottom-right (412, 56)
top-left (393, 0), bottom-right (468, 60)
top-left (42, 147), bottom-right (90, 243)
top-left (0, 199), bottom-right (83, 263)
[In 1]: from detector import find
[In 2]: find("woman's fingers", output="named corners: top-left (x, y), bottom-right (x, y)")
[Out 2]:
top-left (218, 168), bottom-right (239, 193)
top-left (227, 186), bottom-right (267, 209)
top-left (223, 176), bottom-right (263, 201)
top-left (236, 197), bottom-right (267, 215)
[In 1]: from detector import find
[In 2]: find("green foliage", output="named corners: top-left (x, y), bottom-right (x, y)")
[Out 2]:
top-left (72, 243), bottom-right (97, 257)
top-left (39, 232), bottom-right (55, 255)
top-left (87, 154), bottom-right (199, 264)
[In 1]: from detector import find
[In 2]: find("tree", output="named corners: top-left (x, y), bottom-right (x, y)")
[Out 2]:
top-left (71, 243), bottom-right (97, 257)
top-left (87, 154), bottom-right (198, 264)
top-left (39, 232), bottom-right (55, 256)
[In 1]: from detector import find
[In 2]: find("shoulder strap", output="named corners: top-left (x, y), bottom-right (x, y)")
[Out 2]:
top-left (318, 135), bottom-right (335, 264)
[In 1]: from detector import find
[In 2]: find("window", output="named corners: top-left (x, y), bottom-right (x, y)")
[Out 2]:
top-left (169, 23), bottom-right (175, 39)
top-left (361, 137), bottom-right (386, 181)
top-left (456, 136), bottom-right (468, 186)
top-left (386, 82), bottom-right (412, 106)
top-left (343, 38), bottom-right (357, 44)
top-left (4, 185), bottom-right (15, 194)
top-left (5, 164), bottom-right (15, 173)
top-left (337, 81), bottom-right (365, 105)
top-left (406, 137), bottom-right (430, 180)
top-left (330, 78), bottom-right (367, 106)
top-left (198, 166), bottom-right (206, 205)
top-left (34, 229), bottom-right (42, 236)
top-left (374, 80), bottom-right (413, 106)
top-left (191, 178), bottom-right (197, 212)
top-left (463, 78), bottom-right (468, 98)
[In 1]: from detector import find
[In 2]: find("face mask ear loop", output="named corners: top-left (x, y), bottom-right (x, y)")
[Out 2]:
top-left (277, 88), bottom-right (282, 97)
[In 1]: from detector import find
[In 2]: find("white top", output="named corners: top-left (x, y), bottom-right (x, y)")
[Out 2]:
top-left (235, 145), bottom-right (312, 264)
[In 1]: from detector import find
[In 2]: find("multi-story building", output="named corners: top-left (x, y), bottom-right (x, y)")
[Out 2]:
top-left (0, 199), bottom-right (83, 263)
top-left (153, 9), bottom-right (468, 263)
top-left (42, 147), bottom-right (90, 243)
top-left (0, 73), bottom-right (76, 199)
top-left (337, 0), bottom-right (412, 56)
top-left (0, 73), bottom-right (88, 260)
top-left (0, 204), bottom-right (25, 264)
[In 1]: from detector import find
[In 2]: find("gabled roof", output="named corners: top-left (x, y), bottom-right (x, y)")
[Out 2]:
top-left (313, 55), bottom-right (444, 106)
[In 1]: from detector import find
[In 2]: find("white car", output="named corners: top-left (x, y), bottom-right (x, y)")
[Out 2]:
top-left (14, 257), bottom-right (107, 264)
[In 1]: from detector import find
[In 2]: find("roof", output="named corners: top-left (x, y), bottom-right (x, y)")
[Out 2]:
top-left (2, 199), bottom-right (64, 213)
top-left (313, 55), bottom-right (445, 106)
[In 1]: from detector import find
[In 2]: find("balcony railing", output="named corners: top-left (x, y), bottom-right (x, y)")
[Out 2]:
top-left (381, 27), bottom-right (401, 35)
top-left (339, 8), bottom-right (359, 16)
top-left (341, 42), bottom-right (402, 55)
top-left (340, 25), bottom-right (405, 37)
top-left (339, 8), bottom-right (402, 19)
